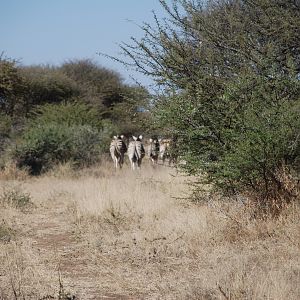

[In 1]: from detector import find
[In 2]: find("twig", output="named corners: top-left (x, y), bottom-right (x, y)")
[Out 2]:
top-left (166, 232), bottom-right (185, 244)
top-left (218, 285), bottom-right (230, 300)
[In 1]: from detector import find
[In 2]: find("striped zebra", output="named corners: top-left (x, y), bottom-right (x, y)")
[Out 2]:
top-left (159, 138), bottom-right (171, 164)
top-left (148, 138), bottom-right (160, 165)
top-left (110, 135), bottom-right (127, 169)
top-left (159, 138), bottom-right (177, 165)
top-left (128, 135), bottom-right (145, 170)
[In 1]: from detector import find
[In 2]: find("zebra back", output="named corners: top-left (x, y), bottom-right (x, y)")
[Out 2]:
top-left (128, 135), bottom-right (145, 160)
top-left (110, 135), bottom-right (127, 158)
top-left (148, 138), bottom-right (160, 157)
top-left (159, 138), bottom-right (171, 159)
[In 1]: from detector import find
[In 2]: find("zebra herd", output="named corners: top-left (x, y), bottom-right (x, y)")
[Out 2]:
top-left (109, 135), bottom-right (176, 170)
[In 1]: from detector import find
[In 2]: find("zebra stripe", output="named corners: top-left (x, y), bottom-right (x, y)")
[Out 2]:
top-left (110, 135), bottom-right (127, 169)
top-left (159, 138), bottom-right (177, 165)
top-left (128, 135), bottom-right (145, 170)
top-left (148, 138), bottom-right (160, 165)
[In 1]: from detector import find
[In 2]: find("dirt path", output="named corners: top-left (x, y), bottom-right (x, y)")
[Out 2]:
top-left (19, 197), bottom-right (139, 300)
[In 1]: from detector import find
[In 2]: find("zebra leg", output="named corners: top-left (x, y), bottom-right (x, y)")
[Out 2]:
top-left (130, 159), bottom-right (135, 170)
top-left (150, 156), bottom-right (154, 165)
top-left (119, 156), bottom-right (124, 169)
top-left (115, 157), bottom-right (119, 169)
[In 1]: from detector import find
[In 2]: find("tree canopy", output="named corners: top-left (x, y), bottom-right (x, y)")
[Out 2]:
top-left (120, 0), bottom-right (300, 213)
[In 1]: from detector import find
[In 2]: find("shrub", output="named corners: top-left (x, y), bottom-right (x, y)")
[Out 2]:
top-left (13, 102), bottom-right (108, 174)
top-left (161, 75), bottom-right (300, 216)
top-left (0, 113), bottom-right (12, 153)
top-left (15, 123), bottom-right (102, 174)
top-left (120, 0), bottom-right (300, 215)
top-left (20, 65), bottom-right (80, 107)
top-left (28, 101), bottom-right (103, 129)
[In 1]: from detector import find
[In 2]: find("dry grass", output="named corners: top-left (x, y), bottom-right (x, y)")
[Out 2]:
top-left (0, 162), bottom-right (300, 299)
top-left (0, 161), bottom-right (29, 181)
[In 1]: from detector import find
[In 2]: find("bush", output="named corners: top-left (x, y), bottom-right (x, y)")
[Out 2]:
top-left (28, 102), bottom-right (103, 129)
top-left (161, 74), bottom-right (300, 215)
top-left (15, 123), bottom-right (102, 174)
top-left (0, 58), bottom-right (26, 116)
top-left (20, 65), bottom-right (80, 107)
top-left (13, 102), bottom-right (107, 174)
top-left (0, 113), bottom-right (12, 152)
top-left (121, 0), bottom-right (300, 215)
top-left (218, 89), bottom-right (300, 215)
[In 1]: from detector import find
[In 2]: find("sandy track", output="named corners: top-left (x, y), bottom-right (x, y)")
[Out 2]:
top-left (15, 194), bottom-right (140, 300)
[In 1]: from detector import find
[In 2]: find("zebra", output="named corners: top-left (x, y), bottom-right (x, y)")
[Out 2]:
top-left (109, 135), bottom-right (127, 169)
top-left (127, 135), bottom-right (145, 170)
top-left (159, 138), bottom-right (171, 164)
top-left (159, 138), bottom-right (177, 165)
top-left (148, 138), bottom-right (160, 165)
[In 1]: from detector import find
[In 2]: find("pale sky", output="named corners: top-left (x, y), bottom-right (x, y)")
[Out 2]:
top-left (0, 0), bottom-right (169, 87)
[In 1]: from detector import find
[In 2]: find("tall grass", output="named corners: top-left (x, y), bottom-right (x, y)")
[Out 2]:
top-left (0, 163), bottom-right (299, 299)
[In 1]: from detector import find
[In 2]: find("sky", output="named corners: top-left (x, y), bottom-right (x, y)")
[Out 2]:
top-left (0, 0), bottom-right (170, 87)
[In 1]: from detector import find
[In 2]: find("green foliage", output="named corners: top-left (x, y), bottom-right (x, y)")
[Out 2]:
top-left (28, 102), bottom-right (103, 129)
top-left (0, 56), bottom-right (151, 171)
top-left (0, 113), bottom-right (12, 151)
top-left (60, 59), bottom-right (125, 111)
top-left (0, 113), bottom-right (12, 137)
top-left (20, 65), bottom-right (80, 108)
top-left (15, 123), bottom-right (102, 174)
top-left (14, 102), bottom-right (105, 174)
top-left (110, 86), bottom-right (151, 135)
top-left (121, 0), bottom-right (300, 210)
top-left (0, 58), bottom-right (26, 116)
top-left (1, 56), bottom-right (151, 162)
top-left (60, 59), bottom-right (151, 133)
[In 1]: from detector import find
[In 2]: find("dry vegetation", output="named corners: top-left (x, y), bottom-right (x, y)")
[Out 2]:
top-left (0, 161), bottom-right (300, 299)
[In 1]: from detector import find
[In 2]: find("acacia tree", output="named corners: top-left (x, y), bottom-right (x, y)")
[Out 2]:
top-left (61, 59), bottom-right (124, 111)
top-left (20, 65), bottom-right (80, 111)
top-left (119, 0), bottom-right (300, 214)
top-left (60, 59), bottom-right (150, 134)
top-left (0, 57), bottom-right (26, 116)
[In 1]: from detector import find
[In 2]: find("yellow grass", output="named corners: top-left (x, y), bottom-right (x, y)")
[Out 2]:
top-left (0, 162), bottom-right (300, 299)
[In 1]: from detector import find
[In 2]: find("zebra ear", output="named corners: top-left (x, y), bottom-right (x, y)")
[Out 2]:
top-left (132, 135), bottom-right (137, 141)
top-left (120, 135), bottom-right (124, 139)
top-left (149, 138), bottom-right (153, 142)
top-left (158, 138), bottom-right (162, 142)
top-left (139, 135), bottom-right (143, 140)
top-left (113, 135), bottom-right (117, 139)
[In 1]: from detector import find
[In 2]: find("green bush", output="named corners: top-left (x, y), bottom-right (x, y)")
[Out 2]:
top-left (159, 74), bottom-right (300, 214)
top-left (15, 123), bottom-right (102, 174)
top-left (20, 65), bottom-right (80, 106)
top-left (14, 102), bottom-right (107, 174)
top-left (218, 95), bottom-right (300, 201)
top-left (28, 102), bottom-right (103, 129)
top-left (121, 0), bottom-right (300, 214)
top-left (0, 113), bottom-right (12, 152)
